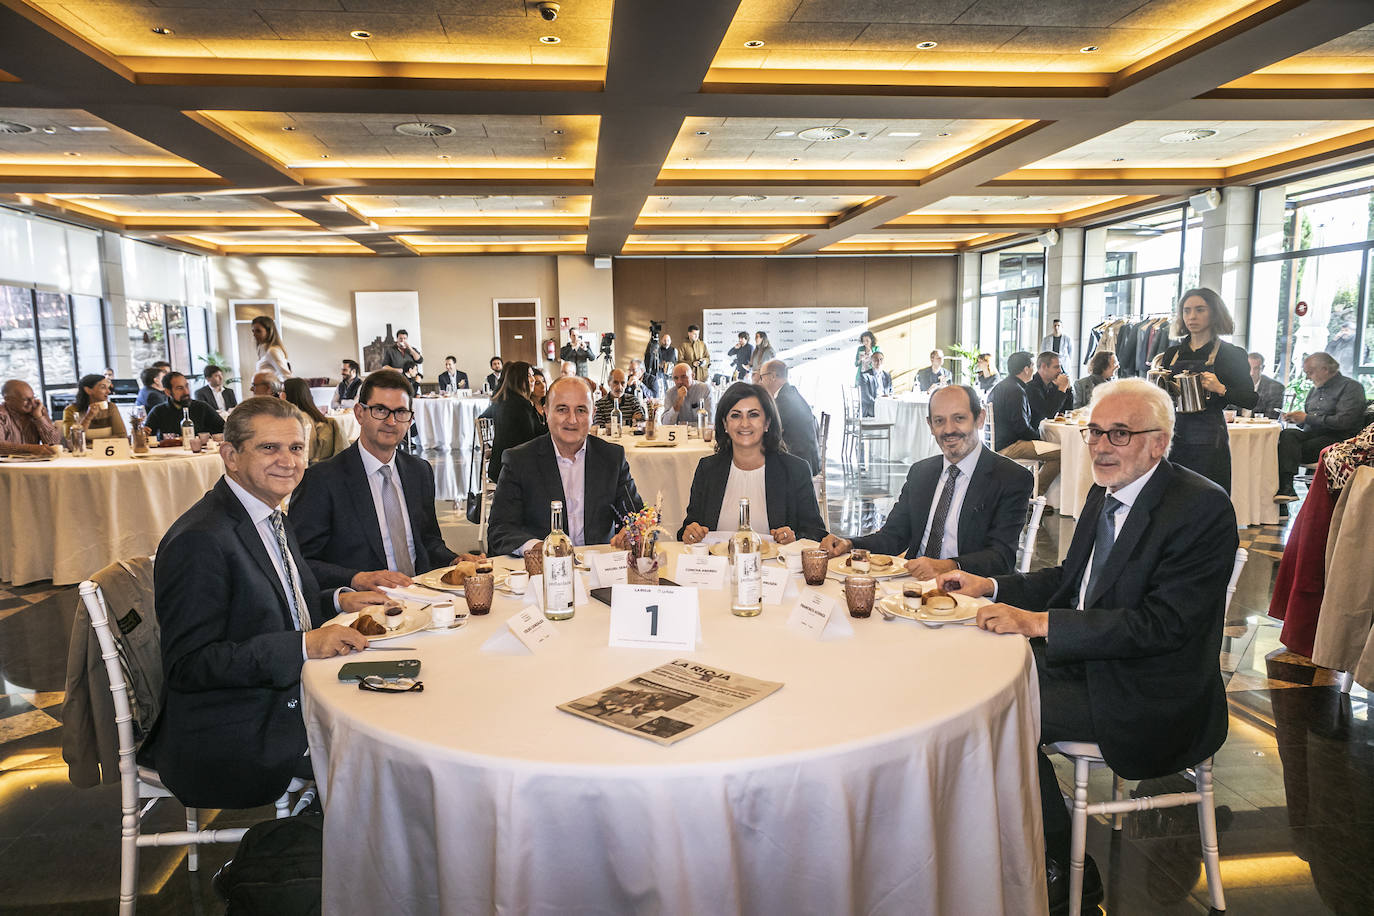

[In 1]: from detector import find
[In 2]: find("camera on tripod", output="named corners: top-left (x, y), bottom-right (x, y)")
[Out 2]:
top-left (599, 332), bottom-right (615, 357)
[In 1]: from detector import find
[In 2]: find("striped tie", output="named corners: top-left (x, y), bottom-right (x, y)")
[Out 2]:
top-left (923, 466), bottom-right (961, 560)
top-left (269, 509), bottom-right (306, 631)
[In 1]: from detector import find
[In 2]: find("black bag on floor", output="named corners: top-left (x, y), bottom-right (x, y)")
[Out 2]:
top-left (466, 489), bottom-right (482, 524)
top-left (213, 814), bottom-right (323, 916)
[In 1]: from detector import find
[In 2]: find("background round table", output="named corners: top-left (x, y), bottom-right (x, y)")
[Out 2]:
top-left (303, 544), bottom-right (1045, 915)
top-left (617, 430), bottom-right (715, 535)
top-left (1041, 419), bottom-right (1280, 525)
top-left (875, 395), bottom-right (939, 464)
top-left (310, 386), bottom-right (336, 411)
top-left (412, 396), bottom-right (491, 453)
top-left (0, 451), bottom-right (222, 585)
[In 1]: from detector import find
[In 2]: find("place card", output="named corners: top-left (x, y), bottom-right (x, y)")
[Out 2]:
top-left (761, 565), bottom-right (795, 606)
top-left (608, 585), bottom-right (699, 651)
top-left (786, 591), bottom-right (840, 640)
top-left (99, 438), bottom-right (133, 460)
top-left (526, 572), bottom-right (590, 610)
top-left (506, 607), bottom-right (558, 652)
top-left (588, 551), bottom-right (628, 588)
top-left (674, 554), bottom-right (729, 591)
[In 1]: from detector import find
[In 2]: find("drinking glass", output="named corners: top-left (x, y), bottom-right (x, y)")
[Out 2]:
top-left (801, 548), bottom-right (829, 586)
top-left (522, 546), bottom-right (544, 577)
top-left (465, 574), bottom-right (494, 615)
top-left (844, 576), bottom-right (876, 618)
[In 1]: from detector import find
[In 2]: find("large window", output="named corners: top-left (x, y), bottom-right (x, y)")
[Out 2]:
top-left (979, 242), bottom-right (1045, 370)
top-left (1251, 162), bottom-right (1374, 395)
top-left (0, 285), bottom-right (39, 393)
top-left (126, 300), bottom-right (213, 376)
top-left (0, 286), bottom-right (109, 401)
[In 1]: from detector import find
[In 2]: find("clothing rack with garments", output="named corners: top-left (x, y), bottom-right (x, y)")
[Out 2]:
top-left (1083, 314), bottom-right (1173, 378)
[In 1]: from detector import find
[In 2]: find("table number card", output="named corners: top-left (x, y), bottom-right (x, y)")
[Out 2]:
top-left (674, 554), bottom-right (729, 591)
top-left (761, 565), bottom-right (795, 606)
top-left (588, 551), bottom-right (628, 588)
top-left (608, 585), bottom-right (699, 651)
top-left (100, 438), bottom-right (133, 460)
top-left (507, 607), bottom-right (558, 652)
top-left (786, 591), bottom-right (839, 640)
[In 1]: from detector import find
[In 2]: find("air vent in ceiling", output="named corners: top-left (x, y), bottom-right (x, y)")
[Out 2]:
top-left (1159, 128), bottom-right (1218, 144)
top-left (731, 195), bottom-right (767, 203)
top-left (797, 126), bottom-right (852, 142)
top-left (394, 122), bottom-right (455, 138)
top-left (0, 119), bottom-right (34, 134)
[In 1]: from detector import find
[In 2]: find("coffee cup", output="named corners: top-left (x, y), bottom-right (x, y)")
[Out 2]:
top-left (428, 600), bottom-right (456, 629)
top-left (507, 570), bottom-right (529, 596)
top-left (783, 552), bottom-right (802, 575)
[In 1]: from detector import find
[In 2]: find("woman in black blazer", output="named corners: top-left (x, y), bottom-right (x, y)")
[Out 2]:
top-left (678, 382), bottom-right (827, 543)
top-left (487, 360), bottom-right (546, 483)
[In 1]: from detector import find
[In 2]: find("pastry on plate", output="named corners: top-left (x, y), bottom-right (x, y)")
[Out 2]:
top-left (350, 613), bottom-right (386, 636)
top-left (869, 554), bottom-right (894, 569)
top-left (441, 560), bottom-right (478, 586)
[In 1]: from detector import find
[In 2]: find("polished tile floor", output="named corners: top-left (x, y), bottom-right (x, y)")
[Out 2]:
top-left (0, 452), bottom-right (1369, 914)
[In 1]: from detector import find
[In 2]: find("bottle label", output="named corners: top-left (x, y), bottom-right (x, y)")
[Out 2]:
top-left (735, 552), bottom-right (761, 605)
top-left (544, 556), bottom-right (575, 611)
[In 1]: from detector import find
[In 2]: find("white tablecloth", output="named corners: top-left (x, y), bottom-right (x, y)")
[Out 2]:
top-left (310, 386), bottom-right (336, 411)
top-left (326, 411), bottom-right (360, 443)
top-left (875, 395), bottom-right (939, 464)
top-left (0, 452), bottom-right (223, 585)
top-left (413, 396), bottom-right (491, 453)
top-left (617, 430), bottom-right (715, 535)
top-left (303, 544), bottom-right (1046, 915)
top-left (1041, 420), bottom-right (1280, 525)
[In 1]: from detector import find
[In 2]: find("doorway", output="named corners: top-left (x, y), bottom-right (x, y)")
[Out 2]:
top-left (229, 299), bottom-right (277, 399)
top-left (493, 299), bottom-right (540, 365)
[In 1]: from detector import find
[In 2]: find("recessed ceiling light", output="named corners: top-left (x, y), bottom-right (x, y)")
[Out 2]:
top-left (395, 122), bottom-right (454, 137)
top-left (936, 132), bottom-right (951, 137)
top-left (694, 130), bottom-right (710, 136)
top-left (539, 35), bottom-right (560, 44)
top-left (0, 119), bottom-right (34, 134)
top-left (774, 130), bottom-right (796, 138)
top-left (437, 154), bottom-right (450, 159)
top-left (744, 40), bottom-right (765, 48)
top-left (896, 158), bottom-right (905, 163)
top-left (681, 157), bottom-right (691, 161)
top-left (530, 200), bottom-right (546, 206)
top-left (350, 30), bottom-right (371, 40)
top-left (320, 154), bottom-right (330, 159)
top-left (550, 129), bottom-right (564, 135)
top-left (889, 131), bottom-right (921, 137)
top-left (1159, 128), bottom-right (1218, 144)
top-left (64, 151), bottom-right (81, 157)
top-left (1293, 131), bottom-right (1308, 137)
top-left (150, 26), bottom-right (173, 36)
top-left (282, 125), bottom-right (297, 131)
top-left (790, 196), bottom-right (807, 202)
top-left (42, 126), bottom-right (57, 134)
top-left (1079, 45), bottom-right (1099, 53)
top-left (1112, 157), bottom-right (1126, 162)
top-left (552, 155), bottom-right (565, 160)
top-left (790, 157), bottom-right (800, 162)
top-left (798, 126), bottom-right (852, 142)
top-left (916, 41), bottom-right (938, 50)
top-left (68, 125), bottom-right (109, 132)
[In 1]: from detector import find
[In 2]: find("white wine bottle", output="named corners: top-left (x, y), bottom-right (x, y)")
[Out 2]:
top-left (729, 498), bottom-right (763, 617)
top-left (543, 500), bottom-right (576, 621)
top-left (180, 407), bottom-right (196, 452)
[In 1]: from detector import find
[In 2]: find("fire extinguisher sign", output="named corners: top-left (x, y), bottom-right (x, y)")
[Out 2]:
top-left (1294, 301), bottom-right (1308, 317)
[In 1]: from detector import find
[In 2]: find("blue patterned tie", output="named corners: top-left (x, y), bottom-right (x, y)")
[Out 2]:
top-left (923, 466), bottom-right (961, 560)
top-left (1085, 495), bottom-right (1123, 604)
top-left (269, 509), bottom-right (306, 631)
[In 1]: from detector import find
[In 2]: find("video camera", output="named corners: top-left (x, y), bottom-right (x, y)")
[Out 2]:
top-left (599, 331), bottom-right (615, 356)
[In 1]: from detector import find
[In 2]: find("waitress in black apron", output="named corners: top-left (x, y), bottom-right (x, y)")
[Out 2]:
top-left (1157, 288), bottom-right (1256, 493)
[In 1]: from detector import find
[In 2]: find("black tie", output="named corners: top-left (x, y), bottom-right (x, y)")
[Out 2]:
top-left (1085, 495), bottom-right (1123, 603)
top-left (923, 466), bottom-right (961, 560)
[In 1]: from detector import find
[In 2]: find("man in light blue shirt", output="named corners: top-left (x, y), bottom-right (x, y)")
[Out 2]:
top-left (661, 362), bottom-right (713, 425)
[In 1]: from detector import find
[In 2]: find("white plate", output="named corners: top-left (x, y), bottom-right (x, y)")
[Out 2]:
top-left (329, 604), bottom-right (433, 640)
top-left (827, 554), bottom-right (907, 580)
top-left (413, 566), bottom-right (506, 595)
top-left (876, 593), bottom-right (985, 625)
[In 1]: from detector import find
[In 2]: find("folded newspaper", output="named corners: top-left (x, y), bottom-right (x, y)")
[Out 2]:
top-left (558, 659), bottom-right (783, 746)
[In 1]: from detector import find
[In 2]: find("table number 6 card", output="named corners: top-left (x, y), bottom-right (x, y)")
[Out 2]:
top-left (608, 585), bottom-right (699, 651)
top-left (100, 438), bottom-right (133, 460)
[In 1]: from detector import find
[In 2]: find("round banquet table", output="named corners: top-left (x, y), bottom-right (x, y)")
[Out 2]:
top-left (325, 410), bottom-right (360, 443)
top-left (0, 451), bottom-right (223, 585)
top-left (302, 543), bottom-right (1046, 916)
top-left (1041, 419), bottom-right (1280, 525)
top-left (875, 395), bottom-right (939, 464)
top-left (616, 429), bottom-right (715, 536)
top-left (310, 386), bottom-right (336, 411)
top-left (412, 396), bottom-right (491, 453)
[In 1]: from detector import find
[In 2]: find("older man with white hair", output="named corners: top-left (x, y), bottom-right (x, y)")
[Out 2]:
top-left (661, 361), bottom-right (714, 425)
top-left (0, 379), bottom-right (62, 456)
top-left (937, 378), bottom-right (1237, 915)
top-left (250, 371), bottom-right (283, 398)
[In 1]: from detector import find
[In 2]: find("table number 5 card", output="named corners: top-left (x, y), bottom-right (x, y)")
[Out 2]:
top-left (609, 585), bottom-right (699, 651)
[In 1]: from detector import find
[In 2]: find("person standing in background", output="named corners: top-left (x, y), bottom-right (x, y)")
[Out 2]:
top-left (1040, 318), bottom-right (1074, 378)
top-left (728, 331), bottom-right (753, 381)
top-left (679, 325), bottom-right (711, 383)
top-left (251, 316), bottom-right (292, 380)
top-left (559, 329), bottom-right (595, 378)
top-left (749, 331), bottom-right (776, 378)
top-left (654, 331), bottom-right (677, 397)
top-left (381, 329), bottom-right (423, 376)
top-left (854, 331), bottom-right (880, 386)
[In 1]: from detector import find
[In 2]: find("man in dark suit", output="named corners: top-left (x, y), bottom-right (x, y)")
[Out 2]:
top-left (193, 364), bottom-right (236, 412)
top-left (141, 397), bottom-right (383, 809)
top-left (916, 350), bottom-right (952, 392)
top-left (488, 376), bottom-right (643, 556)
top-left (757, 359), bottom-right (821, 474)
top-left (938, 378), bottom-right (1237, 915)
top-left (332, 359), bottom-right (361, 409)
top-left (1232, 351), bottom-right (1284, 418)
top-left (822, 385), bottom-right (1032, 578)
top-left (1027, 350), bottom-right (1072, 425)
top-left (144, 372), bottom-right (225, 436)
top-left (437, 355), bottom-right (469, 392)
top-left (991, 351), bottom-right (1060, 496)
top-left (859, 351), bottom-right (894, 417)
top-left (292, 369), bottom-right (474, 590)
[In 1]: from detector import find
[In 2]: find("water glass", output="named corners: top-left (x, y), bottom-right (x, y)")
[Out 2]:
top-left (68, 427), bottom-right (86, 456)
top-left (464, 574), bottom-right (494, 615)
top-left (801, 548), bottom-right (829, 586)
top-left (844, 576), bottom-right (877, 618)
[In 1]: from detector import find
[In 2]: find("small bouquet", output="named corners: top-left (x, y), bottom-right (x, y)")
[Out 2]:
top-left (621, 496), bottom-right (666, 583)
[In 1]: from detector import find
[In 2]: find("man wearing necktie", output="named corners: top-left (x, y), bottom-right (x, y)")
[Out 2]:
top-left (937, 378), bottom-right (1237, 915)
top-left (142, 397), bottom-right (386, 809)
top-left (292, 369), bottom-right (481, 590)
top-left (821, 385), bottom-right (1032, 579)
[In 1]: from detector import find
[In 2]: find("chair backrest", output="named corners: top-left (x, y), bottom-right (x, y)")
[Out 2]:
top-left (842, 387), bottom-right (861, 424)
top-left (817, 412), bottom-right (830, 464)
top-left (1019, 495), bottom-right (1047, 573)
top-left (477, 416), bottom-right (494, 449)
top-left (983, 402), bottom-right (996, 449)
top-left (1223, 548), bottom-right (1247, 615)
top-left (78, 580), bottom-right (142, 797)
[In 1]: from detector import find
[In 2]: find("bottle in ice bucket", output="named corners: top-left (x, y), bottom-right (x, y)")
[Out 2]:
top-left (543, 500), bottom-right (575, 621)
top-left (131, 406), bottom-right (149, 454)
top-left (180, 408), bottom-right (196, 452)
top-left (729, 498), bottom-right (763, 617)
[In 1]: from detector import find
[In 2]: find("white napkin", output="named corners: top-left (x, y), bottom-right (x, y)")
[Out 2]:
top-left (379, 584), bottom-right (450, 605)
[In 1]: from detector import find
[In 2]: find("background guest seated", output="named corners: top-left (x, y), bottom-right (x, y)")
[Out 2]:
top-left (859, 351), bottom-right (893, 417)
top-left (756, 359), bottom-right (821, 475)
top-left (194, 364), bottom-right (236, 413)
top-left (332, 359), bottom-right (361, 408)
top-left (661, 361), bottom-right (714, 425)
top-left (1275, 352), bottom-right (1368, 500)
top-left (487, 360), bottom-right (545, 483)
top-left (283, 377), bottom-right (349, 465)
top-left (990, 351), bottom-right (1061, 496)
top-left (0, 378), bottom-right (61, 456)
top-left (62, 373), bottom-right (128, 443)
top-left (437, 355), bottom-right (469, 392)
top-left (594, 368), bottom-right (646, 428)
top-left (1074, 351), bottom-right (1117, 409)
top-left (144, 372), bottom-right (225, 437)
top-left (916, 349), bottom-right (951, 392)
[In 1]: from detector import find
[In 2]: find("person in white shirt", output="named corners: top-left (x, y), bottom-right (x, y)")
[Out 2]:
top-left (661, 362), bottom-right (714, 425)
top-left (251, 315), bottom-right (292, 379)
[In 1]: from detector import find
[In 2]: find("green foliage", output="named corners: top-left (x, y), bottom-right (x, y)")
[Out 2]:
top-left (945, 343), bottom-right (982, 384)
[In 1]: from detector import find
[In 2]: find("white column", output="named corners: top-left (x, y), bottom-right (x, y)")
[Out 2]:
top-left (1198, 187), bottom-right (1255, 341)
top-left (99, 231), bottom-right (132, 376)
top-left (1043, 228), bottom-right (1084, 375)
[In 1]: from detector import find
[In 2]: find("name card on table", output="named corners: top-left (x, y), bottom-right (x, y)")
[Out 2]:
top-left (608, 585), bottom-right (699, 651)
top-left (761, 565), bottom-right (795, 606)
top-left (786, 591), bottom-right (841, 640)
top-left (588, 551), bottom-right (628, 588)
top-left (526, 572), bottom-right (590, 610)
top-left (100, 438), bottom-right (133, 460)
top-left (506, 607), bottom-right (558, 653)
top-left (674, 554), bottom-right (729, 591)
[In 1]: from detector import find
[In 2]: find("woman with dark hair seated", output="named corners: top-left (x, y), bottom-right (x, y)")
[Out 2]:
top-left (678, 382), bottom-right (827, 545)
top-left (283, 377), bottom-right (348, 465)
top-left (62, 373), bottom-right (128, 442)
top-left (488, 360), bottom-right (546, 483)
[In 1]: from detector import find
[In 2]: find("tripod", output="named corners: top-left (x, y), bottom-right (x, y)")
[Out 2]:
top-left (598, 343), bottom-right (614, 389)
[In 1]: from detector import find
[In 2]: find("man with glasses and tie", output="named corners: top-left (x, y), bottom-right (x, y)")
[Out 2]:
top-left (936, 378), bottom-right (1236, 915)
top-left (819, 385), bottom-right (1032, 579)
top-left (141, 396), bottom-right (386, 809)
top-left (291, 368), bottom-right (481, 591)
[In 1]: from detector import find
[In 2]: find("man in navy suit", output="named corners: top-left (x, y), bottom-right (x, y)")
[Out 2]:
top-left (938, 379), bottom-right (1236, 915)
top-left (822, 385), bottom-right (1033, 578)
top-left (291, 369), bottom-right (477, 591)
top-left (142, 397), bottom-right (384, 809)
top-left (193, 364), bottom-right (237, 412)
top-left (487, 377), bottom-right (643, 556)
